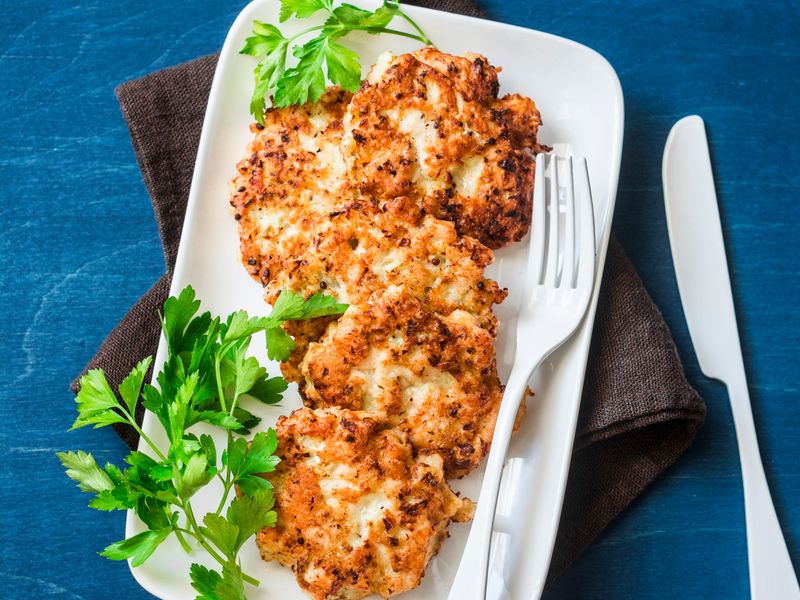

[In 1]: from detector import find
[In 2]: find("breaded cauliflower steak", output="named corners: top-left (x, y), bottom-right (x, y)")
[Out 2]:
top-left (231, 87), bottom-right (352, 293)
top-left (342, 47), bottom-right (544, 248)
top-left (256, 408), bottom-right (473, 599)
top-left (300, 287), bottom-right (505, 477)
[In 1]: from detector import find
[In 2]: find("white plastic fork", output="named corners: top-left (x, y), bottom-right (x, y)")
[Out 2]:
top-left (447, 154), bottom-right (597, 600)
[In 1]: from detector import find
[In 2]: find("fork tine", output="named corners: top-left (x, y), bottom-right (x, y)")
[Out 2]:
top-left (529, 153), bottom-right (547, 284)
top-left (562, 156), bottom-right (576, 288)
top-left (545, 155), bottom-right (560, 286)
top-left (576, 157), bottom-right (596, 290)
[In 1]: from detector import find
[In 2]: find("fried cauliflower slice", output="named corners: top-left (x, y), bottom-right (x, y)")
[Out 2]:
top-left (231, 87), bottom-right (352, 286)
top-left (342, 47), bottom-right (545, 248)
top-left (300, 286), bottom-right (506, 477)
top-left (256, 407), bottom-right (473, 600)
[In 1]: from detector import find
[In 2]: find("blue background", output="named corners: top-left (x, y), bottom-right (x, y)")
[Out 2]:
top-left (1, 0), bottom-right (798, 598)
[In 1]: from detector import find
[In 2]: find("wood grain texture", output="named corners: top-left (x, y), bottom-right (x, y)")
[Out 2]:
top-left (0, 0), bottom-right (797, 598)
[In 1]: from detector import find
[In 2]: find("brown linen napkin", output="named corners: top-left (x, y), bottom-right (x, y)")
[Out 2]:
top-left (72, 0), bottom-right (706, 582)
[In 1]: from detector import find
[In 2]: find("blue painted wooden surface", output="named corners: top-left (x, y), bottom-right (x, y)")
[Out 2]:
top-left (1, 0), bottom-right (798, 598)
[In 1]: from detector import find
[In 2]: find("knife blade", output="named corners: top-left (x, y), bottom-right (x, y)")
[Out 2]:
top-left (663, 115), bottom-right (799, 599)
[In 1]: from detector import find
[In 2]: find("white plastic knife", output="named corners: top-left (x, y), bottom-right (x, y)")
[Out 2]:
top-left (663, 115), bottom-right (800, 599)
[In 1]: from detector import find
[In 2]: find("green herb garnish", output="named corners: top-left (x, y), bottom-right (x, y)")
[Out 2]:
top-left (59, 286), bottom-right (347, 599)
top-left (241, 0), bottom-right (433, 122)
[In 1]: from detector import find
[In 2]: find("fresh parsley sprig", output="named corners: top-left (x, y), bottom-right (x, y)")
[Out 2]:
top-left (241, 0), bottom-right (433, 121)
top-left (59, 286), bottom-right (347, 599)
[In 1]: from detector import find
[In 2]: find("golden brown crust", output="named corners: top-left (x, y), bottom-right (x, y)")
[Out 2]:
top-left (231, 87), bottom-right (352, 292)
top-left (256, 408), bottom-right (473, 599)
top-left (343, 49), bottom-right (544, 248)
top-left (282, 316), bottom-right (340, 383)
top-left (300, 287), bottom-right (504, 477)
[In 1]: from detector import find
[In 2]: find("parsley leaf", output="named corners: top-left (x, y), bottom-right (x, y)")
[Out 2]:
top-left (273, 34), bottom-right (361, 107)
top-left (234, 354), bottom-right (266, 399)
top-left (242, 374), bottom-right (287, 404)
top-left (190, 562), bottom-right (249, 600)
top-left (261, 289), bottom-right (347, 361)
top-left (265, 325), bottom-right (296, 362)
top-left (224, 430), bottom-right (280, 495)
top-left (202, 489), bottom-right (277, 558)
top-left (279, 0), bottom-right (332, 22)
top-left (222, 310), bottom-right (266, 343)
top-left (268, 288), bottom-right (307, 321)
top-left (242, 0), bottom-right (432, 120)
top-left (136, 498), bottom-right (175, 531)
top-left (227, 488), bottom-right (277, 548)
top-left (71, 369), bottom-right (127, 430)
top-left (201, 513), bottom-right (241, 558)
top-left (217, 563), bottom-right (249, 600)
top-left (240, 21), bottom-right (288, 57)
top-left (298, 291), bottom-right (350, 319)
top-left (321, 38), bottom-right (361, 90)
top-left (268, 289), bottom-right (348, 322)
top-left (161, 285), bottom-right (203, 352)
top-left (190, 563), bottom-right (224, 600)
top-left (58, 450), bottom-right (115, 494)
top-left (274, 36), bottom-right (329, 107)
top-left (118, 357), bottom-right (153, 417)
top-left (199, 434), bottom-right (218, 470)
top-left (100, 528), bottom-right (172, 567)
top-left (177, 452), bottom-right (212, 500)
top-left (241, 22), bottom-right (290, 120)
top-left (327, 3), bottom-right (373, 26)
top-left (347, 2), bottom-right (399, 29)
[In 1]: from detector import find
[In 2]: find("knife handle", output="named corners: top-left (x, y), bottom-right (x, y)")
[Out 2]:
top-left (727, 374), bottom-right (800, 599)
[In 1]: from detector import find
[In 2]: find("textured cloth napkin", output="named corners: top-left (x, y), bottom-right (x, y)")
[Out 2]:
top-left (73, 0), bottom-right (706, 583)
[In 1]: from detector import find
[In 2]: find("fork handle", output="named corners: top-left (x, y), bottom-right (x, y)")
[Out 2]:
top-left (447, 360), bottom-right (540, 600)
top-left (727, 373), bottom-right (800, 599)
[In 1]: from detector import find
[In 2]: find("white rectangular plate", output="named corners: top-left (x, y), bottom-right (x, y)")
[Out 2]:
top-left (126, 1), bottom-right (623, 598)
